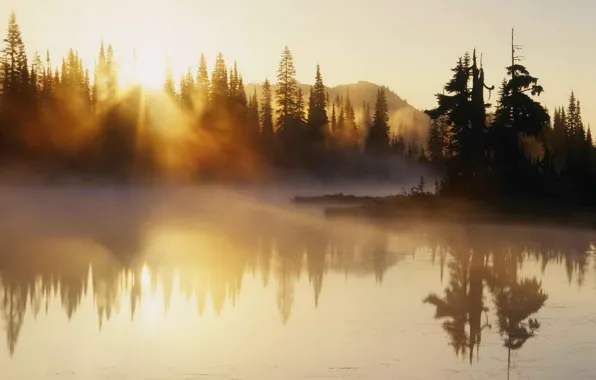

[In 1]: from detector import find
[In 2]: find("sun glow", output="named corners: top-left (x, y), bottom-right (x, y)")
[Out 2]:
top-left (119, 48), bottom-right (167, 90)
top-left (141, 265), bottom-right (151, 289)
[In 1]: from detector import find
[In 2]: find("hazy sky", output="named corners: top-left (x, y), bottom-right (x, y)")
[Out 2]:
top-left (1, 0), bottom-right (595, 126)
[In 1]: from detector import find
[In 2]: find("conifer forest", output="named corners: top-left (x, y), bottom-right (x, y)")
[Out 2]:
top-left (0, 13), bottom-right (595, 207)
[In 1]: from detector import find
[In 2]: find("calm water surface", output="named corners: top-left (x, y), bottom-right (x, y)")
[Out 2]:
top-left (0, 187), bottom-right (595, 380)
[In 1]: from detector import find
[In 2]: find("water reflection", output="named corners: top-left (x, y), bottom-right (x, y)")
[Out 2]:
top-left (423, 223), bottom-right (591, 375)
top-left (0, 192), bottom-right (402, 356)
top-left (0, 191), bottom-right (593, 375)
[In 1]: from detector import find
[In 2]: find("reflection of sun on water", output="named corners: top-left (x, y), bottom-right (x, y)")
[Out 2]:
top-left (141, 265), bottom-right (151, 289)
top-left (139, 264), bottom-right (165, 320)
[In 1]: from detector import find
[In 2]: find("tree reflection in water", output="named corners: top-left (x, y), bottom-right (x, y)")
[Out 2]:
top-left (0, 194), bottom-right (399, 354)
top-left (423, 224), bottom-right (589, 375)
top-left (0, 195), bottom-right (592, 363)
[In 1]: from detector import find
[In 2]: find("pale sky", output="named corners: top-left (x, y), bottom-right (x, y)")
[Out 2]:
top-left (1, 0), bottom-right (595, 126)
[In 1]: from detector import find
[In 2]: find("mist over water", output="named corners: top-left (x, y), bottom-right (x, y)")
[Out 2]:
top-left (0, 185), bottom-right (595, 380)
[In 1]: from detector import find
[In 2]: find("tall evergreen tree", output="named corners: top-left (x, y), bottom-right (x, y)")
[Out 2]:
top-left (392, 129), bottom-right (406, 157)
top-left (428, 118), bottom-right (444, 162)
top-left (365, 88), bottom-right (390, 153)
top-left (296, 87), bottom-right (306, 125)
top-left (83, 68), bottom-right (91, 104)
top-left (1, 12), bottom-right (28, 105)
top-left (337, 104), bottom-right (345, 132)
top-left (163, 63), bottom-right (176, 98)
top-left (260, 79), bottom-right (275, 151)
top-left (53, 68), bottom-right (60, 89)
top-left (306, 64), bottom-right (328, 143)
top-left (180, 68), bottom-right (195, 109)
top-left (106, 44), bottom-right (118, 99)
top-left (93, 41), bottom-right (108, 110)
top-left (196, 53), bottom-right (210, 107)
top-left (344, 92), bottom-right (357, 144)
top-left (552, 107), bottom-right (566, 144)
top-left (42, 49), bottom-right (53, 96)
top-left (427, 55), bottom-right (472, 159)
top-left (426, 53), bottom-right (488, 191)
top-left (362, 101), bottom-right (372, 130)
top-left (492, 29), bottom-right (550, 195)
top-left (31, 51), bottom-right (43, 95)
top-left (229, 62), bottom-right (239, 98)
top-left (210, 53), bottom-right (228, 106)
top-left (247, 89), bottom-right (260, 140)
top-left (330, 103), bottom-right (337, 133)
top-left (237, 75), bottom-right (247, 108)
top-left (566, 92), bottom-right (578, 138)
top-left (275, 46), bottom-right (299, 131)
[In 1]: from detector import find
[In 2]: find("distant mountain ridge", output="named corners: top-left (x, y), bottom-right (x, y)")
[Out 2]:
top-left (245, 81), bottom-right (430, 140)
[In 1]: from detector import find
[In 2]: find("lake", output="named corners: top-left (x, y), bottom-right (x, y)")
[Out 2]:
top-left (0, 186), bottom-right (595, 380)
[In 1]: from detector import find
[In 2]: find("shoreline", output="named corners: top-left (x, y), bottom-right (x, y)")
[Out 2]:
top-left (292, 193), bottom-right (596, 229)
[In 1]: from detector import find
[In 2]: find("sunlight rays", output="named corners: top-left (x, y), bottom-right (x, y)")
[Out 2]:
top-left (119, 47), bottom-right (167, 90)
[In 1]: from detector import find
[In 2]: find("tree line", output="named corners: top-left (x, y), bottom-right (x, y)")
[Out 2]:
top-left (425, 29), bottom-right (596, 206)
top-left (0, 13), bottom-right (427, 181)
top-left (2, 12), bottom-right (594, 204)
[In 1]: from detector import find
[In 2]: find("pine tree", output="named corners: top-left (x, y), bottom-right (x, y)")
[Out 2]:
top-left (469, 50), bottom-right (492, 174)
top-left (211, 53), bottom-right (228, 106)
top-left (93, 41), bottom-right (108, 110)
top-left (425, 51), bottom-right (498, 191)
top-left (393, 129), bottom-right (406, 157)
top-left (42, 49), bottom-right (52, 96)
top-left (330, 103), bottom-right (337, 133)
top-left (196, 53), bottom-right (210, 107)
top-left (296, 87), bottom-right (305, 125)
top-left (566, 92), bottom-right (577, 138)
top-left (106, 44), bottom-right (118, 98)
top-left (237, 75), bottom-right (247, 108)
top-left (53, 68), bottom-right (60, 89)
top-left (60, 59), bottom-right (67, 87)
top-left (260, 79), bottom-right (275, 149)
top-left (306, 64), bottom-right (328, 144)
top-left (83, 68), bottom-right (91, 105)
top-left (275, 46), bottom-right (299, 131)
top-left (1, 12), bottom-right (28, 104)
top-left (428, 118), bottom-right (444, 162)
top-left (31, 51), bottom-right (43, 95)
top-left (365, 88), bottom-right (390, 153)
top-left (552, 107), bottom-right (567, 146)
top-left (409, 131), bottom-right (420, 159)
top-left (492, 29), bottom-right (550, 195)
top-left (247, 89), bottom-right (260, 139)
top-left (180, 68), bottom-right (195, 109)
top-left (338, 104), bottom-right (345, 133)
top-left (576, 101), bottom-right (584, 141)
top-left (427, 54), bottom-right (472, 161)
top-left (179, 74), bottom-right (187, 103)
top-left (344, 92), bottom-right (357, 144)
top-left (232, 72), bottom-right (248, 134)
top-left (163, 63), bottom-right (176, 98)
top-left (565, 94), bottom-right (584, 151)
top-left (362, 101), bottom-right (372, 130)
top-left (494, 31), bottom-right (549, 137)
top-left (229, 62), bottom-right (238, 98)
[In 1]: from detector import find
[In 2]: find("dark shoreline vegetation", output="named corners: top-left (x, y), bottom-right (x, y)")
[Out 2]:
top-left (293, 191), bottom-right (596, 229)
top-left (1, 12), bottom-right (596, 224)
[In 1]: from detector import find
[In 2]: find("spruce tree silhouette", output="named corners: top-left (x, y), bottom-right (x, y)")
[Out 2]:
top-left (364, 88), bottom-right (390, 154)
